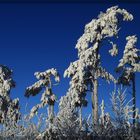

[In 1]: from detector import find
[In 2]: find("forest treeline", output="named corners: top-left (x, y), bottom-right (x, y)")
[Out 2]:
top-left (0, 6), bottom-right (140, 140)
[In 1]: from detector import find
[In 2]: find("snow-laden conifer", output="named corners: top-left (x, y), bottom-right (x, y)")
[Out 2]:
top-left (0, 65), bottom-right (20, 136)
top-left (25, 68), bottom-right (60, 129)
top-left (117, 35), bottom-right (140, 125)
top-left (65, 6), bottom-right (133, 126)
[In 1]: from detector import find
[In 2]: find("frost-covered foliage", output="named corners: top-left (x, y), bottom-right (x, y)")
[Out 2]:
top-left (75, 5), bottom-right (133, 57)
top-left (64, 5), bottom-right (134, 93)
top-left (99, 100), bottom-right (111, 129)
top-left (25, 68), bottom-right (60, 128)
top-left (64, 5), bottom-right (133, 125)
top-left (64, 60), bottom-right (88, 128)
top-left (0, 6), bottom-right (140, 140)
top-left (53, 98), bottom-right (80, 139)
top-left (117, 35), bottom-right (140, 85)
top-left (0, 112), bottom-right (46, 140)
top-left (73, 5), bottom-right (133, 82)
top-left (117, 35), bottom-right (140, 125)
top-left (118, 36), bottom-right (139, 69)
top-left (58, 88), bottom-right (86, 132)
top-left (110, 88), bottom-right (134, 128)
top-left (90, 100), bottom-right (113, 137)
top-left (49, 88), bottom-right (90, 140)
top-left (25, 68), bottom-right (60, 98)
top-left (109, 41), bottom-right (118, 56)
top-left (109, 87), bottom-right (139, 138)
top-left (35, 89), bottom-right (84, 140)
top-left (0, 65), bottom-right (20, 128)
top-left (64, 60), bottom-right (88, 98)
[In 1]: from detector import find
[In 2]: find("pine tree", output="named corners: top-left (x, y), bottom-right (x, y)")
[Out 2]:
top-left (64, 60), bottom-right (88, 128)
top-left (117, 35), bottom-right (140, 125)
top-left (65, 6), bottom-right (133, 126)
top-left (54, 91), bottom-right (80, 139)
top-left (25, 68), bottom-right (60, 129)
top-left (0, 65), bottom-right (20, 129)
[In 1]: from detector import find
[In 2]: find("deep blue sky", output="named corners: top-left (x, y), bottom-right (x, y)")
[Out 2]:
top-left (0, 2), bottom-right (140, 117)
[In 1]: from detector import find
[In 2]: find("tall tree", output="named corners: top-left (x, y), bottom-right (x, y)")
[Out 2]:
top-left (0, 65), bottom-right (20, 127)
top-left (25, 68), bottom-right (60, 129)
top-left (65, 6), bottom-right (133, 126)
top-left (64, 60), bottom-right (88, 128)
top-left (117, 35), bottom-right (140, 125)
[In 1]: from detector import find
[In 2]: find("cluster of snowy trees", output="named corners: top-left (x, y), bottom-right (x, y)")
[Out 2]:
top-left (0, 6), bottom-right (140, 140)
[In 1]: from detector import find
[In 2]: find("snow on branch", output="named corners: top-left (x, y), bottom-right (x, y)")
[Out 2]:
top-left (25, 68), bottom-right (60, 119)
top-left (118, 35), bottom-right (140, 71)
top-left (0, 65), bottom-right (20, 126)
top-left (75, 5), bottom-right (133, 56)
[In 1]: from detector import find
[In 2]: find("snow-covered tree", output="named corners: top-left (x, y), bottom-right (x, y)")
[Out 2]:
top-left (25, 68), bottom-right (60, 129)
top-left (53, 93), bottom-right (80, 140)
top-left (110, 87), bottom-right (134, 129)
top-left (64, 6), bottom-right (133, 126)
top-left (99, 100), bottom-right (108, 127)
top-left (64, 60), bottom-right (88, 129)
top-left (36, 88), bottom-right (83, 140)
top-left (117, 35), bottom-right (140, 125)
top-left (109, 87), bottom-right (139, 138)
top-left (0, 65), bottom-right (20, 128)
top-left (52, 88), bottom-right (90, 140)
top-left (60, 86), bottom-right (87, 129)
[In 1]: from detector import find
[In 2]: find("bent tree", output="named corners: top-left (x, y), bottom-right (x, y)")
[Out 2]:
top-left (117, 36), bottom-right (140, 125)
top-left (25, 68), bottom-right (60, 129)
top-left (65, 6), bottom-right (134, 126)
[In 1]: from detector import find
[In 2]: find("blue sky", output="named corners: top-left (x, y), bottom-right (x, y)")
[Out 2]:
top-left (0, 2), bottom-right (140, 117)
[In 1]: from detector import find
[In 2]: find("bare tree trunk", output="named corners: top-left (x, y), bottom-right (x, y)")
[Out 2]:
top-left (92, 86), bottom-right (94, 126)
top-left (48, 105), bottom-right (54, 129)
top-left (51, 105), bottom-right (54, 123)
top-left (92, 79), bottom-right (98, 126)
top-left (79, 106), bottom-right (82, 129)
top-left (51, 105), bottom-right (54, 119)
top-left (92, 40), bottom-right (99, 127)
top-left (94, 79), bottom-right (98, 126)
top-left (132, 73), bottom-right (136, 126)
top-left (48, 105), bottom-right (51, 129)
